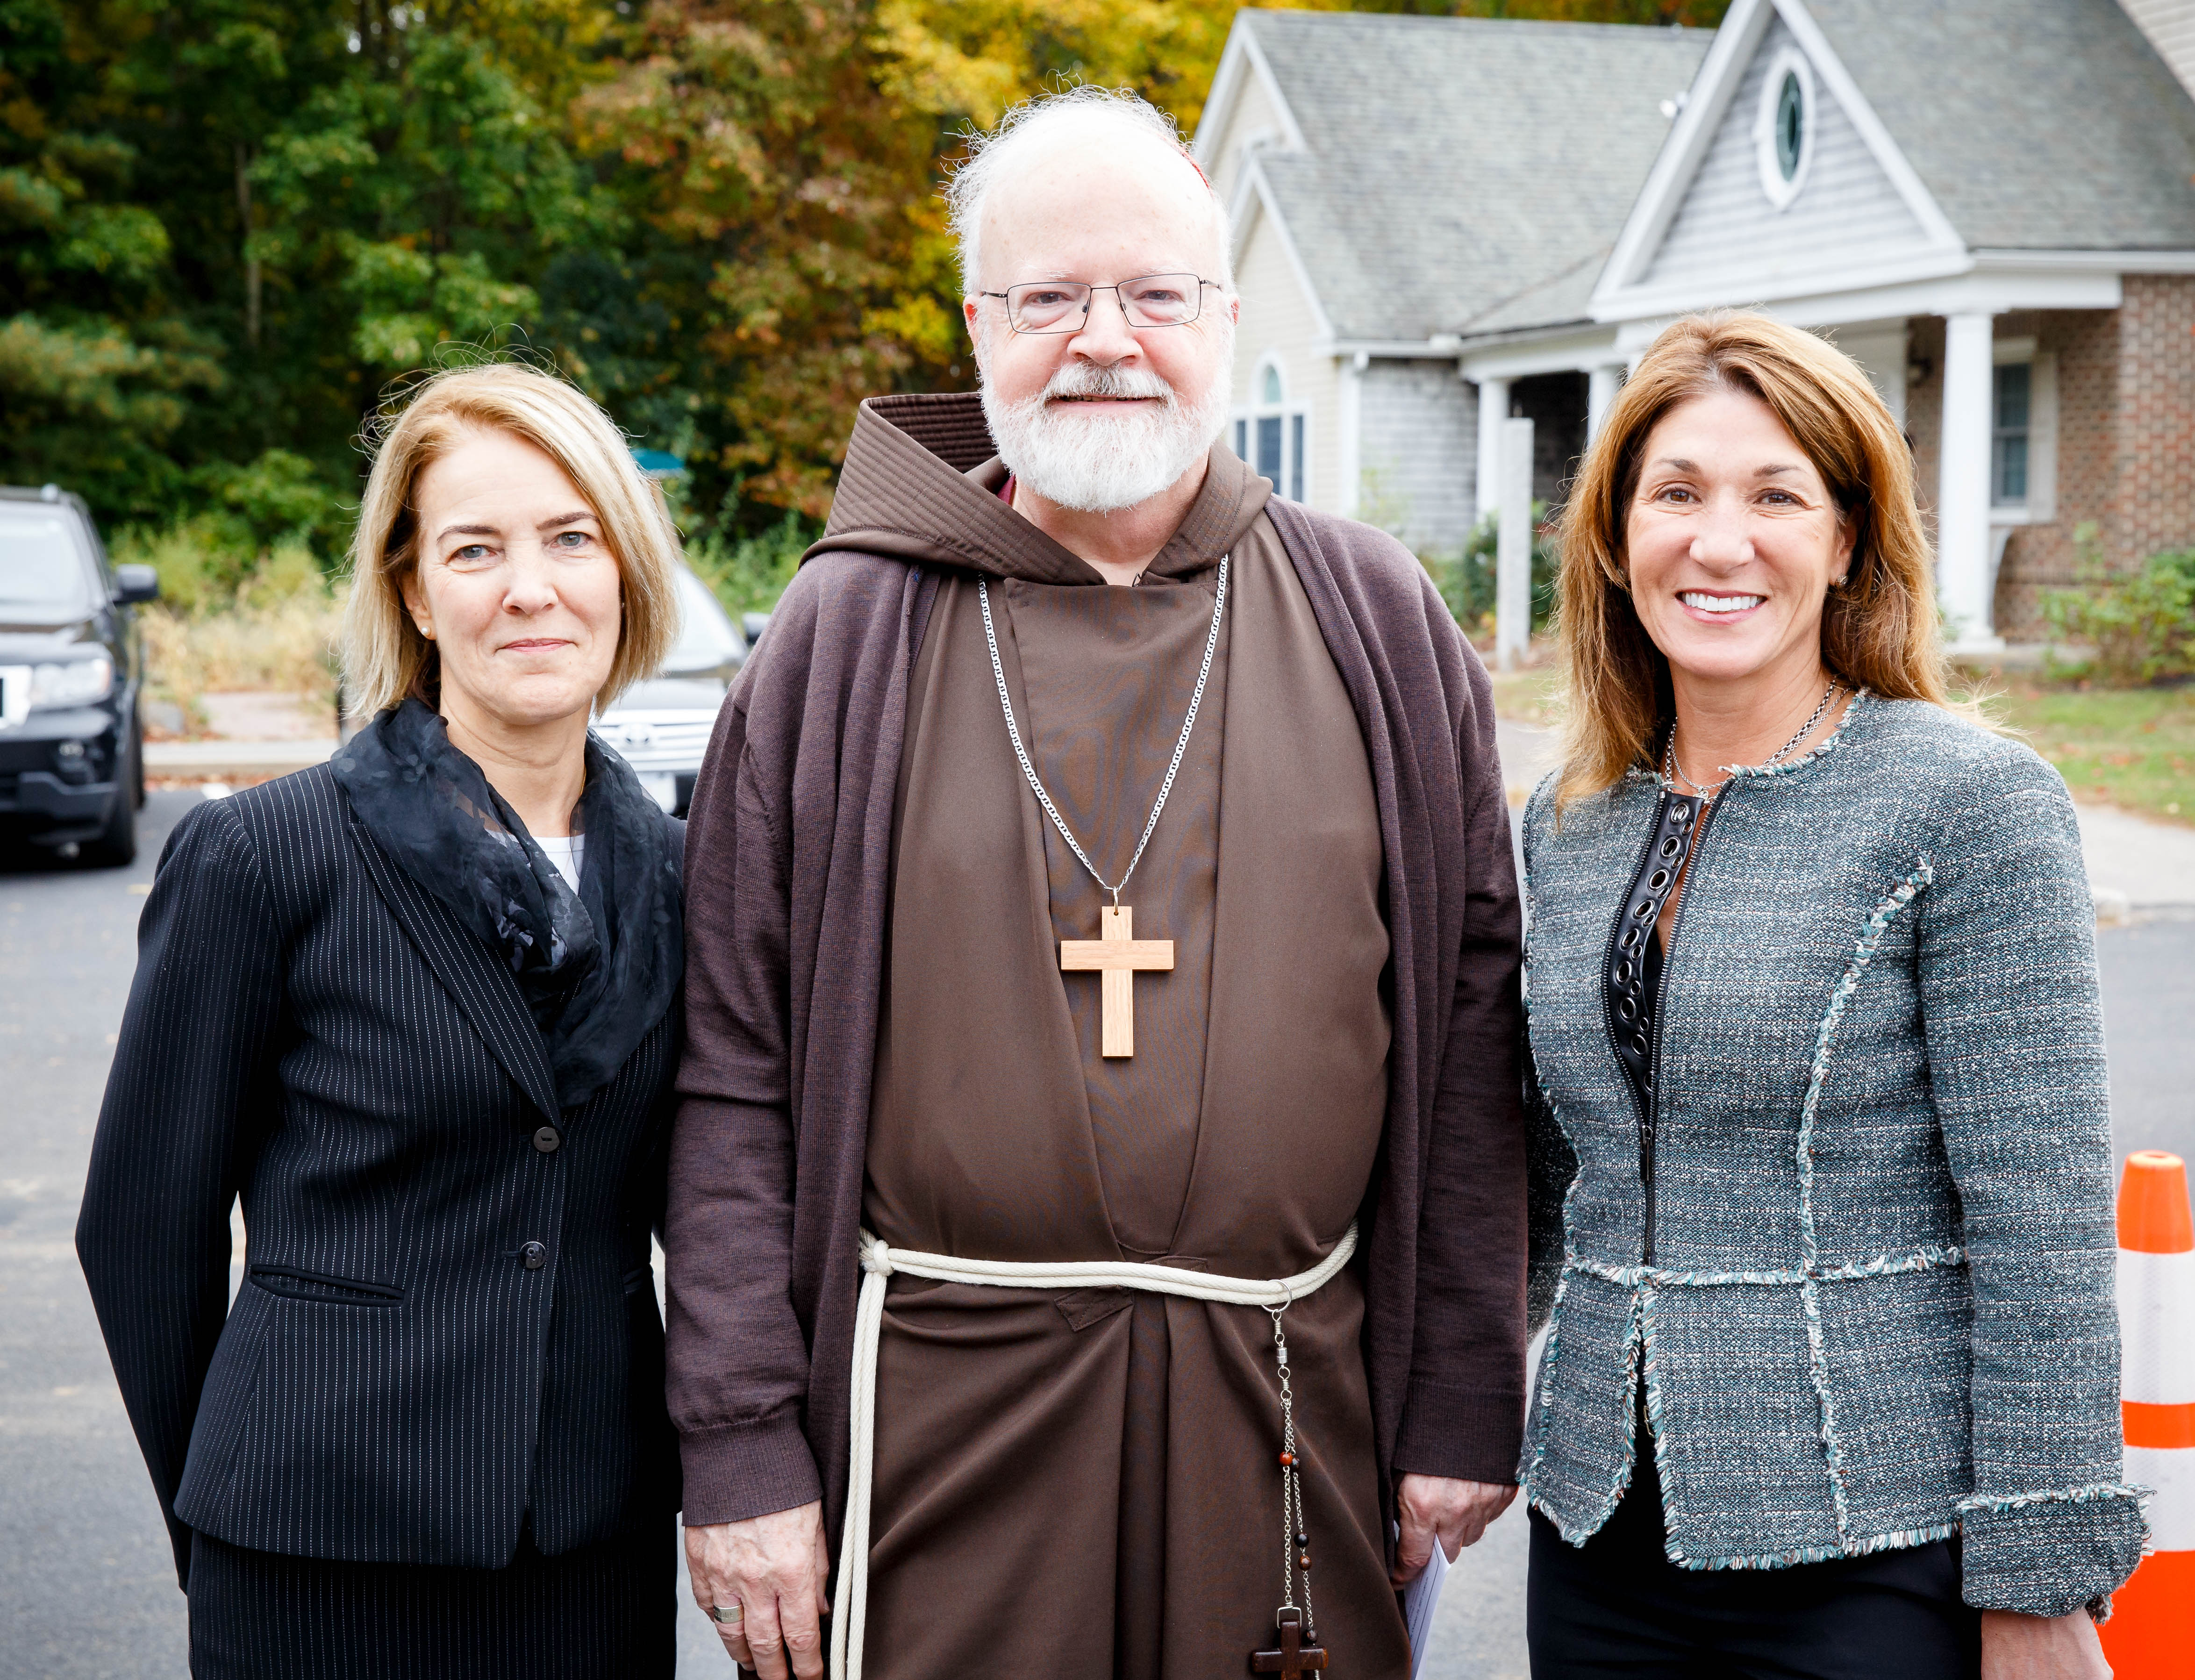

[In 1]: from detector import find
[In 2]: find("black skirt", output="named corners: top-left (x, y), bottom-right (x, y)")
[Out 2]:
top-left (1526, 1409), bottom-right (1981, 1680)
top-left (186, 1523), bottom-right (677, 1680)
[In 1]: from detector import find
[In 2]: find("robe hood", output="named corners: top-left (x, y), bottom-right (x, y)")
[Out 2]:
top-left (802, 390), bottom-right (1271, 586)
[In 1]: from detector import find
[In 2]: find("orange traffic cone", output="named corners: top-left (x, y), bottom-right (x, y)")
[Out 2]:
top-left (2099, 1151), bottom-right (2195, 1679)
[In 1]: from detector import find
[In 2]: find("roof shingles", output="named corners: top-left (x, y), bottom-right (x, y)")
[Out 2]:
top-left (1224, 10), bottom-right (1711, 342)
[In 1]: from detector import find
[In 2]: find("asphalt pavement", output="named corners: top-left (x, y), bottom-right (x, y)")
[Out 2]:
top-left (4, 786), bottom-right (2190, 1679)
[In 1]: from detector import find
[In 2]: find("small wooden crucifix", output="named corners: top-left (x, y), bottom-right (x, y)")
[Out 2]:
top-left (1249, 1608), bottom-right (1327, 1676)
top-left (1058, 905), bottom-right (1174, 1058)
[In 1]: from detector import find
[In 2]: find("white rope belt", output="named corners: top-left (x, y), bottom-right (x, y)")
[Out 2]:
top-left (828, 1222), bottom-right (1359, 1680)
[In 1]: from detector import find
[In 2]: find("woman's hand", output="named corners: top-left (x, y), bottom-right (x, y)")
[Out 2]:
top-left (1391, 1474), bottom-right (1517, 1585)
top-left (686, 1501), bottom-right (830, 1679)
top-left (1980, 1607), bottom-right (2111, 1679)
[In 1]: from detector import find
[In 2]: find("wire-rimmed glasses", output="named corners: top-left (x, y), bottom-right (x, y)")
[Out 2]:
top-left (978, 274), bottom-right (1222, 335)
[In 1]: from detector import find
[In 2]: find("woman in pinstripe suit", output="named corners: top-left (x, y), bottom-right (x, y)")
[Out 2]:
top-left (79, 364), bottom-right (690, 1679)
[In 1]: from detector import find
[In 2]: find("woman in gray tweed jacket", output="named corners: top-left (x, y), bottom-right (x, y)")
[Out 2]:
top-left (1519, 313), bottom-right (2142, 1680)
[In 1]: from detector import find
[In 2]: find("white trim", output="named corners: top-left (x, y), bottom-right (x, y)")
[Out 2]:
top-left (1939, 310), bottom-right (2001, 651)
top-left (1594, 0), bottom-right (1965, 318)
top-left (1767, 0), bottom-right (1962, 248)
top-left (1330, 339), bottom-right (1480, 359)
top-left (1609, 266), bottom-right (2122, 351)
top-left (1754, 44), bottom-right (1816, 211)
top-left (1337, 352), bottom-right (1366, 518)
top-left (1458, 325), bottom-right (1627, 381)
top-left (1595, 0), bottom-right (1780, 310)
top-left (1475, 376), bottom-right (1510, 527)
top-left (1226, 162), bottom-right (1338, 348)
top-left (1192, 21), bottom-right (1307, 167)
top-left (1236, 352), bottom-right (1313, 504)
top-left (2028, 351), bottom-right (2058, 526)
top-left (1602, 248), bottom-right (1974, 322)
top-left (1971, 248), bottom-right (2195, 274)
top-left (1987, 348), bottom-right (2057, 525)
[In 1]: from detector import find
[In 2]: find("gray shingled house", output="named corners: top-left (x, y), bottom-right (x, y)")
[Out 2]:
top-left (1197, 0), bottom-right (2195, 645)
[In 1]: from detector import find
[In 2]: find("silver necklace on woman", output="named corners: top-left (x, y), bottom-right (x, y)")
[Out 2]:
top-left (1664, 680), bottom-right (1842, 800)
top-left (976, 554), bottom-right (1228, 1059)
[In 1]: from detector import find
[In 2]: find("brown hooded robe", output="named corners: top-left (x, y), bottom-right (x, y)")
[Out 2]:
top-left (667, 393), bottom-right (1526, 1680)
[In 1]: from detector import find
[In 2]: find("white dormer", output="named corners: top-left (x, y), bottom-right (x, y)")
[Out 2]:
top-left (1594, 0), bottom-right (1964, 321)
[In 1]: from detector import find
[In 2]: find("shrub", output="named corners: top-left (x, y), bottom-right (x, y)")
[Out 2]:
top-left (2040, 526), bottom-right (2195, 686)
top-left (686, 510), bottom-right (815, 617)
top-left (1426, 505), bottom-right (1560, 638)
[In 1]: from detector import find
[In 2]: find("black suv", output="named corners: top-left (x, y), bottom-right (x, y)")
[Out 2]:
top-left (0, 485), bottom-right (157, 865)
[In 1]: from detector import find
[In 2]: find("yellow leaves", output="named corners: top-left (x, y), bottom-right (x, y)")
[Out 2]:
top-left (872, 0), bottom-right (1352, 132)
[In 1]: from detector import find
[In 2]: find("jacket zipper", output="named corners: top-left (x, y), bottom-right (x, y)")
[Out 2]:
top-left (1600, 810), bottom-right (1661, 1258)
top-left (1640, 795), bottom-right (1717, 1268)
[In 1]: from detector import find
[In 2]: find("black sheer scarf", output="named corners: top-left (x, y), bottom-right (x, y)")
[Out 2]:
top-left (332, 698), bottom-right (683, 1108)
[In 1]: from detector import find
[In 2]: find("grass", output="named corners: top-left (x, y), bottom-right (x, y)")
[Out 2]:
top-left (1483, 659), bottom-right (2195, 827)
top-left (1973, 676), bottom-right (2195, 827)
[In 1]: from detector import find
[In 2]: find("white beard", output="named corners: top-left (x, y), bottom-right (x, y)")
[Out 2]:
top-left (980, 332), bottom-right (1235, 514)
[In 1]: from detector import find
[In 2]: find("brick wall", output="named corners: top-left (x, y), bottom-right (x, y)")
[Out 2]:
top-left (1995, 307), bottom-right (2117, 632)
top-left (2110, 274), bottom-right (2195, 567)
top-left (1904, 279), bottom-right (2195, 638)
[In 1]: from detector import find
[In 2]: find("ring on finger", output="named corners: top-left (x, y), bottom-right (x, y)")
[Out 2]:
top-left (710, 1602), bottom-right (744, 1625)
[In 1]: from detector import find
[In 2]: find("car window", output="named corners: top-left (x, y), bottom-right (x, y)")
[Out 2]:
top-left (666, 566), bottom-right (744, 672)
top-left (0, 508), bottom-right (96, 614)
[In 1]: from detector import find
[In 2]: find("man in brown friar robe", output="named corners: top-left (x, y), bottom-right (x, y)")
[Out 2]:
top-left (666, 88), bottom-right (1526, 1680)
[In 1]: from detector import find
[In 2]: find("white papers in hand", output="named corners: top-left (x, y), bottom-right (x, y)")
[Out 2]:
top-left (1399, 1525), bottom-right (1450, 1680)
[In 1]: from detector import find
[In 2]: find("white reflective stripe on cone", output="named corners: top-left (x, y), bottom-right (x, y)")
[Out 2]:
top-left (2117, 1250), bottom-right (2195, 1405)
top-left (2126, 1445), bottom-right (2195, 1552)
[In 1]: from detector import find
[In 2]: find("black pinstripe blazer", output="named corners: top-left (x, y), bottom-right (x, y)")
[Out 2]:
top-left (77, 765), bottom-right (682, 1584)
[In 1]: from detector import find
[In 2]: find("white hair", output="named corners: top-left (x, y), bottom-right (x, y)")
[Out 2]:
top-left (945, 86), bottom-right (1234, 297)
top-left (981, 315), bottom-right (1236, 512)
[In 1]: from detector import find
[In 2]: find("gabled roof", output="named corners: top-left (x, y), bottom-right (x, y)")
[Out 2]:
top-left (1196, 10), bottom-right (1712, 344)
top-left (1804, 0), bottom-right (2195, 250)
top-left (1596, 0), bottom-right (2195, 317)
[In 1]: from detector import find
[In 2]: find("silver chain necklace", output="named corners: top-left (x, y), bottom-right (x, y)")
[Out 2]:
top-left (977, 554), bottom-right (1228, 906)
top-left (1664, 680), bottom-right (1841, 799)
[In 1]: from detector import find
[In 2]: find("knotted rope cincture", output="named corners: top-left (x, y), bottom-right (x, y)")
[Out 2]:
top-left (829, 1222), bottom-right (1361, 1680)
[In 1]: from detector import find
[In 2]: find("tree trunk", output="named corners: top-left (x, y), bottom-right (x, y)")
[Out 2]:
top-left (235, 144), bottom-right (261, 350)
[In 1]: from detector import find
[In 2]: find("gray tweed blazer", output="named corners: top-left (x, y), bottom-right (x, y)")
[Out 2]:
top-left (1519, 695), bottom-right (2145, 1618)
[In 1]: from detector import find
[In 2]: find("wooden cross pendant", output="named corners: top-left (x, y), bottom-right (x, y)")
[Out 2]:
top-left (1058, 905), bottom-right (1174, 1058)
top-left (1249, 1608), bottom-right (1327, 1676)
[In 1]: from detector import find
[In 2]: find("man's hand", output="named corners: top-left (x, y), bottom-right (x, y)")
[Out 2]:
top-left (1392, 1474), bottom-right (1517, 1586)
top-left (686, 1501), bottom-right (831, 1679)
top-left (1980, 1608), bottom-right (2112, 1680)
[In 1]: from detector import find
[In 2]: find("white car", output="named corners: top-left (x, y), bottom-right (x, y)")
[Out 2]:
top-left (594, 566), bottom-right (748, 815)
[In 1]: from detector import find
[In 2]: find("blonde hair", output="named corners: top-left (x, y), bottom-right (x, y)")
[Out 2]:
top-left (1553, 311), bottom-right (1950, 812)
top-left (342, 361), bottom-right (682, 717)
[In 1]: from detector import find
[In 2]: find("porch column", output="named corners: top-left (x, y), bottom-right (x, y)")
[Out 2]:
top-left (1337, 351), bottom-right (1366, 518)
top-left (1497, 417), bottom-right (1536, 671)
top-left (1938, 311), bottom-right (2003, 652)
top-left (1474, 375), bottom-right (1510, 526)
top-left (1587, 362), bottom-right (1625, 443)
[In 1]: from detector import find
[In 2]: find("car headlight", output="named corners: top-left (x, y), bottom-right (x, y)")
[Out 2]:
top-left (29, 657), bottom-right (114, 708)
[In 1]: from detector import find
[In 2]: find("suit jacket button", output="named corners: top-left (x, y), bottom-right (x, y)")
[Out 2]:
top-left (533, 1125), bottom-right (562, 1154)
top-left (521, 1241), bottom-right (548, 1270)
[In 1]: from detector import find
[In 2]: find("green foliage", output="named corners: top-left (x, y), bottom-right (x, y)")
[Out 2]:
top-left (2040, 525), bottom-right (2195, 686)
top-left (1428, 507), bottom-right (1560, 636)
top-left (0, 0), bottom-right (1730, 550)
top-left (685, 512), bottom-right (816, 619)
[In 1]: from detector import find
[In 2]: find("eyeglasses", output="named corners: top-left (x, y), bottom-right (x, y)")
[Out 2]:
top-left (978, 274), bottom-right (1222, 335)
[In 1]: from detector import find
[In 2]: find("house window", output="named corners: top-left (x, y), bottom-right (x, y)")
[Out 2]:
top-left (1237, 356), bottom-right (1309, 502)
top-left (1754, 47), bottom-right (1815, 210)
top-left (1992, 363), bottom-right (2030, 507)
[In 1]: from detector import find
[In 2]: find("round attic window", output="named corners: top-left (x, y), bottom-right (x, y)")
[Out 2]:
top-left (1774, 73), bottom-right (1803, 180)
top-left (1754, 46), bottom-right (1815, 210)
